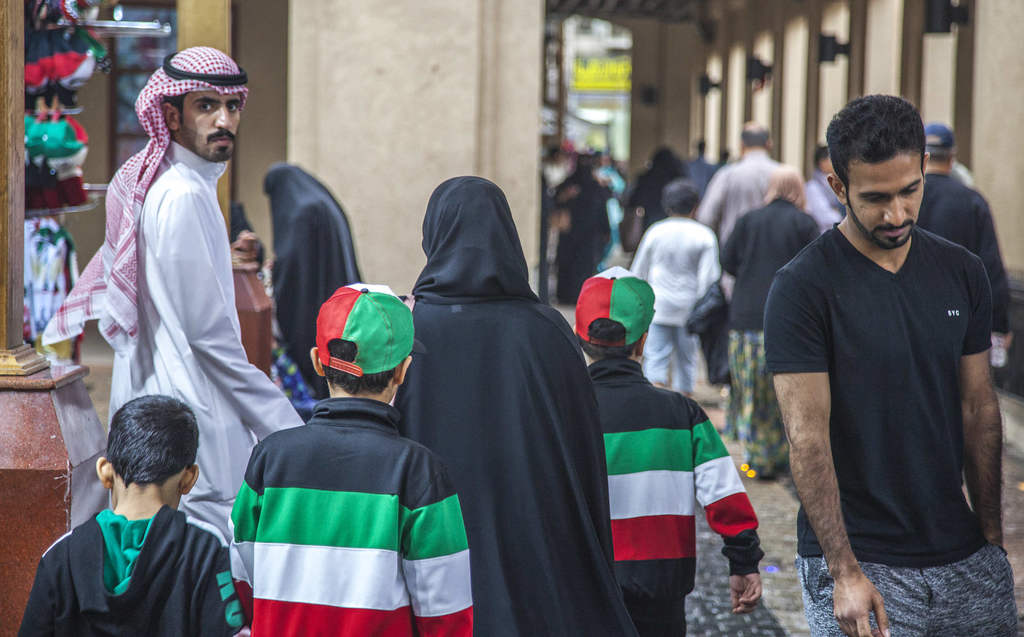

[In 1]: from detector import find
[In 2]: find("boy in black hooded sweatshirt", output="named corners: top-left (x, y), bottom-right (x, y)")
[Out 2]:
top-left (19, 395), bottom-right (244, 637)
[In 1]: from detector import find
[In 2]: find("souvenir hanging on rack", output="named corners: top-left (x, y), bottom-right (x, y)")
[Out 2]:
top-left (24, 0), bottom-right (110, 109)
top-left (24, 111), bottom-right (89, 210)
top-left (24, 217), bottom-right (80, 360)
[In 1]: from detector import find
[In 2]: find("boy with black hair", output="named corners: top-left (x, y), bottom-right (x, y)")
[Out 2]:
top-left (19, 395), bottom-right (245, 636)
top-left (230, 283), bottom-right (473, 636)
top-left (576, 267), bottom-right (763, 637)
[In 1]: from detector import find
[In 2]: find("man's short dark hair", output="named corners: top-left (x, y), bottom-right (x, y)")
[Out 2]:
top-left (927, 145), bottom-right (953, 162)
top-left (826, 95), bottom-right (925, 189)
top-left (662, 178), bottom-right (700, 216)
top-left (814, 144), bottom-right (830, 164)
top-left (161, 94), bottom-right (185, 113)
top-left (325, 338), bottom-right (397, 395)
top-left (696, 139), bottom-right (707, 155)
top-left (580, 318), bottom-right (643, 360)
top-left (741, 126), bottom-right (770, 148)
top-left (107, 395), bottom-right (199, 487)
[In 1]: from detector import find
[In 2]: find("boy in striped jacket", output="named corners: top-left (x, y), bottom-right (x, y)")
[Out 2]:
top-left (230, 284), bottom-right (472, 636)
top-left (576, 268), bottom-right (763, 636)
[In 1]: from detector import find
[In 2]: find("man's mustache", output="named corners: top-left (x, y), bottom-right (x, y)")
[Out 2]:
top-left (208, 130), bottom-right (235, 143)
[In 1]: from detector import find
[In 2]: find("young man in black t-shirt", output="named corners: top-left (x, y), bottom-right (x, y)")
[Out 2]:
top-left (765, 95), bottom-right (1017, 637)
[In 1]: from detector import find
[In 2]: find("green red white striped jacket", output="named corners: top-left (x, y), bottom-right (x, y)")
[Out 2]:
top-left (589, 358), bottom-right (762, 600)
top-left (230, 398), bottom-right (472, 636)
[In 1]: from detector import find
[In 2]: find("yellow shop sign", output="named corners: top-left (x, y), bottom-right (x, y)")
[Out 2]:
top-left (572, 57), bottom-right (631, 93)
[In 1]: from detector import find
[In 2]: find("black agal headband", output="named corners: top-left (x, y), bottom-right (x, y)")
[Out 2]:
top-left (162, 52), bottom-right (248, 86)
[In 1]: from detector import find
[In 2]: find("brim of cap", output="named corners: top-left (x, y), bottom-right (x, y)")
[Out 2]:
top-left (412, 338), bottom-right (427, 354)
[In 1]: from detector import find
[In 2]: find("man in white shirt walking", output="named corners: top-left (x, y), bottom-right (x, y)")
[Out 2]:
top-left (631, 179), bottom-right (720, 395)
top-left (46, 47), bottom-right (303, 540)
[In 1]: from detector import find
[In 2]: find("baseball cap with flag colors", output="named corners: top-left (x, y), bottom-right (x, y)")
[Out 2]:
top-left (575, 267), bottom-right (655, 346)
top-left (316, 284), bottom-right (415, 377)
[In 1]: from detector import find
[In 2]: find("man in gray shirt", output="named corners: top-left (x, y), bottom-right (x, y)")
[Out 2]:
top-left (697, 122), bottom-right (780, 245)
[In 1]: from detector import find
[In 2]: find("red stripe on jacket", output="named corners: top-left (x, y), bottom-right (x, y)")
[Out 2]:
top-left (611, 514), bottom-right (696, 561)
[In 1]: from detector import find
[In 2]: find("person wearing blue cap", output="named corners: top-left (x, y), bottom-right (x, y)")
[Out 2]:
top-left (917, 122), bottom-right (1011, 368)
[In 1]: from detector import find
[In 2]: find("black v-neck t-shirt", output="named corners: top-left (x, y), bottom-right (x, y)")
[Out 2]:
top-left (764, 226), bottom-right (991, 567)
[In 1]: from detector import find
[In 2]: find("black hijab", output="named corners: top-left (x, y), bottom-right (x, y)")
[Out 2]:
top-left (413, 176), bottom-right (538, 304)
top-left (264, 163), bottom-right (361, 398)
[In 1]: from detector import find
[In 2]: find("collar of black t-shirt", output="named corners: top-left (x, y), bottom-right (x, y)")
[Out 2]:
top-left (832, 225), bottom-right (920, 279)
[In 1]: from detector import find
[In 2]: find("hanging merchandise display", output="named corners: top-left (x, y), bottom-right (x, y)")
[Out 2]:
top-left (21, 0), bottom-right (170, 361)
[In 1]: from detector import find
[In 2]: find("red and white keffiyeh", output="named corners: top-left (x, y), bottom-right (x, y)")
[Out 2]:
top-left (43, 47), bottom-right (248, 349)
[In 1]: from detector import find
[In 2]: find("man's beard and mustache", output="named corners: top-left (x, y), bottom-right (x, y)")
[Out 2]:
top-left (206, 130), bottom-right (235, 161)
top-left (847, 202), bottom-right (914, 250)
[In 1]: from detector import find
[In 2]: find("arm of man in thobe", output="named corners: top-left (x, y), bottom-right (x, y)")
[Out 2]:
top-left (774, 373), bottom-right (889, 637)
top-left (960, 350), bottom-right (1004, 546)
top-left (696, 170), bottom-right (726, 234)
top-left (150, 189), bottom-right (302, 439)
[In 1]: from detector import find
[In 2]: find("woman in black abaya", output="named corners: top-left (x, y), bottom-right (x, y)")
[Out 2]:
top-left (395, 176), bottom-right (637, 637)
top-left (264, 163), bottom-right (361, 399)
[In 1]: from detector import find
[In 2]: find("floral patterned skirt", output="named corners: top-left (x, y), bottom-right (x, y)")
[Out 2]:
top-left (726, 330), bottom-right (789, 476)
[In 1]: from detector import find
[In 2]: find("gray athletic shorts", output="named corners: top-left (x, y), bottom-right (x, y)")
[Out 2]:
top-left (797, 544), bottom-right (1018, 636)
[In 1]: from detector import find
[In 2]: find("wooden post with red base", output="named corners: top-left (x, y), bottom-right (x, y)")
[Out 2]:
top-left (0, 3), bottom-right (106, 632)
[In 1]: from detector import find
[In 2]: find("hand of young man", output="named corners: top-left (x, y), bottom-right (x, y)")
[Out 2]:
top-left (729, 573), bottom-right (762, 614)
top-left (832, 568), bottom-right (890, 637)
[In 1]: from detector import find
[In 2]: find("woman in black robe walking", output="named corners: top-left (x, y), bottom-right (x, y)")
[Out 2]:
top-left (395, 176), bottom-right (637, 637)
top-left (264, 163), bottom-right (361, 399)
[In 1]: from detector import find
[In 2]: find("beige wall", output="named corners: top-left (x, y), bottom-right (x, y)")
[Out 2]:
top-left (62, 72), bottom-right (110, 270)
top-left (972, 1), bottom-right (1024, 272)
top-left (625, 19), bottom-right (697, 175)
top-left (864, 0), bottom-right (902, 94)
top-left (288, 0), bottom-right (542, 293)
top-left (234, 0), bottom-right (288, 250)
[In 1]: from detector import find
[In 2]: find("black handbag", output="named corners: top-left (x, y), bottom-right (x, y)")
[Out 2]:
top-left (685, 281), bottom-right (731, 385)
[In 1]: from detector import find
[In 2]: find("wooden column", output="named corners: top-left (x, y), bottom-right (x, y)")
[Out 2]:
top-left (177, 0), bottom-right (232, 227)
top-left (900, 0), bottom-right (925, 106)
top-left (953, 0), bottom-right (975, 168)
top-left (1, 1), bottom-right (47, 376)
top-left (803, 0), bottom-right (824, 178)
top-left (847, 0), bottom-right (867, 100)
top-left (771, 0), bottom-right (787, 162)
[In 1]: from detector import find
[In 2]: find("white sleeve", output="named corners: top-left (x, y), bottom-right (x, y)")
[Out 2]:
top-left (630, 231), bottom-right (654, 280)
top-left (697, 234), bottom-right (722, 298)
top-left (148, 188), bottom-right (303, 439)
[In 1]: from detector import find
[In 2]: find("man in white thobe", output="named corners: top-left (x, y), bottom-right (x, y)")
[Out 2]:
top-left (46, 47), bottom-right (302, 540)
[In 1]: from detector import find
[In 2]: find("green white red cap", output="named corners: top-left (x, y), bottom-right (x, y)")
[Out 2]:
top-left (575, 267), bottom-right (655, 346)
top-left (315, 283), bottom-right (416, 377)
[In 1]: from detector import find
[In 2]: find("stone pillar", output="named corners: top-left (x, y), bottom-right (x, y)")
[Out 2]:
top-left (804, 0), bottom-right (824, 177)
top-left (288, 0), bottom-right (542, 293)
top-left (847, 0), bottom-right (868, 99)
top-left (953, 0), bottom-right (975, 169)
top-left (771, 0), bottom-right (787, 161)
top-left (900, 0), bottom-right (925, 106)
top-left (1, 2), bottom-right (105, 627)
top-left (177, 0), bottom-right (232, 227)
top-left (717, 11), bottom-right (732, 162)
top-left (864, 0), bottom-right (902, 95)
top-left (972, 0), bottom-right (1024, 272)
top-left (781, 13), bottom-right (809, 170)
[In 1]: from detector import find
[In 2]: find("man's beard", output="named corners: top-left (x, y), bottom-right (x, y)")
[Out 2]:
top-left (847, 201), bottom-right (913, 250)
top-left (203, 130), bottom-right (235, 162)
